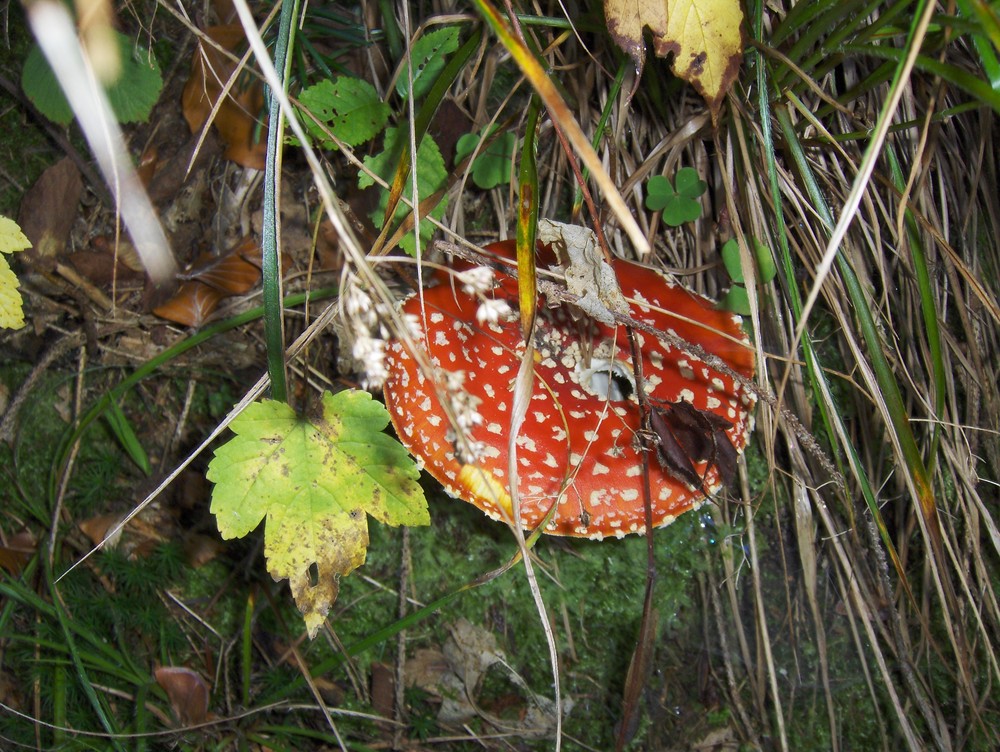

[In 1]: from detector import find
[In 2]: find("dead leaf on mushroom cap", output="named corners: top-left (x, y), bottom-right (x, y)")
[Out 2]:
top-left (604, 0), bottom-right (745, 120)
top-left (383, 238), bottom-right (756, 539)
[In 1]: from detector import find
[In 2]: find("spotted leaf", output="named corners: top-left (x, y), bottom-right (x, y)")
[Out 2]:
top-left (605, 0), bottom-right (744, 120)
top-left (207, 390), bottom-right (428, 637)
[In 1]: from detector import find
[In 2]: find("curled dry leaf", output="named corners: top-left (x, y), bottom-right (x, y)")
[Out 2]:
top-left (605, 0), bottom-right (744, 120)
top-left (154, 666), bottom-right (210, 726)
top-left (0, 530), bottom-right (36, 575)
top-left (153, 236), bottom-right (277, 327)
top-left (152, 280), bottom-right (225, 328)
top-left (182, 24), bottom-right (267, 170)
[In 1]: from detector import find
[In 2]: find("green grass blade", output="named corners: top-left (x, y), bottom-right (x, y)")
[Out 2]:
top-left (842, 42), bottom-right (1000, 112)
top-left (103, 399), bottom-right (151, 475)
top-left (260, 0), bottom-right (301, 403)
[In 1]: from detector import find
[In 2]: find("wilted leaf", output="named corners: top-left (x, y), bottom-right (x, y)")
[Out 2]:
top-left (152, 237), bottom-right (275, 326)
top-left (207, 390), bottom-right (428, 637)
top-left (0, 216), bottom-right (30, 330)
top-left (182, 24), bottom-right (266, 169)
top-left (16, 158), bottom-right (82, 267)
top-left (152, 281), bottom-right (225, 327)
top-left (187, 237), bottom-right (265, 295)
top-left (297, 76), bottom-right (389, 150)
top-left (0, 530), bottom-right (36, 575)
top-left (605, 0), bottom-right (744, 119)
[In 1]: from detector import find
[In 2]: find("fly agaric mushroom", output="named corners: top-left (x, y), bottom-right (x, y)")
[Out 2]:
top-left (382, 239), bottom-right (755, 539)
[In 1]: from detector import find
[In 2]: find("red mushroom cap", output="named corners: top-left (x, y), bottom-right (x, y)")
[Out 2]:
top-left (383, 240), bottom-right (755, 539)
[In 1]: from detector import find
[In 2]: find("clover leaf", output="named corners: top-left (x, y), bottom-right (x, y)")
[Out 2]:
top-left (645, 167), bottom-right (707, 226)
top-left (455, 127), bottom-right (517, 190)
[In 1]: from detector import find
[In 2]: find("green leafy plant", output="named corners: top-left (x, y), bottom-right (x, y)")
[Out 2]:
top-left (396, 27), bottom-right (460, 100)
top-left (645, 167), bottom-right (708, 226)
top-left (455, 126), bottom-right (518, 190)
top-left (0, 215), bottom-right (29, 330)
top-left (359, 124), bottom-right (448, 254)
top-left (207, 389), bottom-right (429, 637)
top-left (295, 75), bottom-right (390, 150)
top-left (21, 30), bottom-right (162, 125)
top-left (719, 236), bottom-right (778, 314)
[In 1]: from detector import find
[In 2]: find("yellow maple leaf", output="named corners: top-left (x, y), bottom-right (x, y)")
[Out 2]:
top-left (0, 216), bottom-right (31, 330)
top-left (605, 0), bottom-right (744, 120)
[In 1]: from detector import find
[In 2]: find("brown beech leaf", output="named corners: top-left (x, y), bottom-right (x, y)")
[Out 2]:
top-left (17, 157), bottom-right (83, 268)
top-left (152, 281), bottom-right (225, 327)
top-left (605, 0), bottom-right (744, 120)
top-left (181, 24), bottom-right (267, 169)
top-left (187, 237), bottom-right (263, 295)
top-left (154, 666), bottom-right (210, 726)
top-left (0, 530), bottom-right (36, 575)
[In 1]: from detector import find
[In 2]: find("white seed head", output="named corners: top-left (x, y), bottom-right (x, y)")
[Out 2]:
top-left (476, 297), bottom-right (513, 325)
top-left (457, 265), bottom-right (496, 296)
top-left (353, 335), bottom-right (387, 390)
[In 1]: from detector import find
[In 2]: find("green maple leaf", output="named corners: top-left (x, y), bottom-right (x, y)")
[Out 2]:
top-left (645, 167), bottom-right (707, 226)
top-left (207, 390), bottom-right (428, 637)
top-left (296, 76), bottom-right (389, 150)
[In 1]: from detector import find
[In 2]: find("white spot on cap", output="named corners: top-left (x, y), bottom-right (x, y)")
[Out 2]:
top-left (592, 462), bottom-right (609, 475)
top-left (707, 396), bottom-right (721, 409)
top-left (487, 422), bottom-right (503, 435)
top-left (621, 488), bottom-right (639, 501)
top-left (543, 453), bottom-right (558, 468)
top-left (680, 388), bottom-right (695, 402)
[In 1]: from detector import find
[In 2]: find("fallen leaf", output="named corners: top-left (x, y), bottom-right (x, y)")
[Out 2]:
top-left (207, 390), bottom-right (428, 637)
top-left (0, 530), bottom-right (36, 575)
top-left (154, 666), bottom-right (210, 726)
top-left (16, 157), bottom-right (83, 268)
top-left (605, 0), bottom-right (744, 119)
top-left (152, 281), bottom-right (225, 327)
top-left (182, 24), bottom-right (267, 169)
